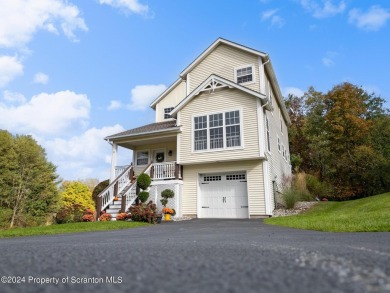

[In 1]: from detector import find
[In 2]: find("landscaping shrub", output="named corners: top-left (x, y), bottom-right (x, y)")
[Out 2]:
top-left (137, 174), bottom-right (151, 191)
top-left (82, 209), bottom-right (95, 222)
top-left (160, 189), bottom-right (175, 207)
top-left (92, 179), bottom-right (109, 210)
top-left (116, 213), bottom-right (129, 221)
top-left (56, 203), bottom-right (84, 224)
top-left (99, 212), bottom-right (112, 222)
top-left (138, 191), bottom-right (149, 203)
top-left (282, 188), bottom-right (301, 209)
top-left (305, 174), bottom-right (333, 200)
top-left (129, 201), bottom-right (157, 224)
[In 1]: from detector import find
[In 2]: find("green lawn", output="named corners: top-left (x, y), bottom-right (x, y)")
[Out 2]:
top-left (0, 221), bottom-right (150, 238)
top-left (265, 192), bottom-right (390, 232)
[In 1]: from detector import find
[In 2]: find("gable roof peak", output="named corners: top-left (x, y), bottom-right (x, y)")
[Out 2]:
top-left (180, 38), bottom-right (267, 78)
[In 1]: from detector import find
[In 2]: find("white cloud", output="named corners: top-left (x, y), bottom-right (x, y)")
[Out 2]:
top-left (42, 124), bottom-right (131, 180)
top-left (300, 0), bottom-right (346, 18)
top-left (261, 9), bottom-right (285, 28)
top-left (0, 55), bottom-right (23, 87)
top-left (99, 0), bottom-right (149, 16)
top-left (33, 72), bottom-right (49, 84)
top-left (283, 87), bottom-right (305, 97)
top-left (322, 51), bottom-right (338, 67)
top-left (0, 90), bottom-right (90, 135)
top-left (349, 5), bottom-right (390, 31)
top-left (0, 0), bottom-right (88, 48)
top-left (128, 84), bottom-right (167, 110)
top-left (107, 100), bottom-right (123, 110)
top-left (2, 90), bottom-right (26, 104)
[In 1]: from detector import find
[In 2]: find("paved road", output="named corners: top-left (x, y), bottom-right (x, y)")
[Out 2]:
top-left (0, 219), bottom-right (389, 293)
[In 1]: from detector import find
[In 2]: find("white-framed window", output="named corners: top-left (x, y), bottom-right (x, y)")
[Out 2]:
top-left (277, 136), bottom-right (281, 153)
top-left (282, 144), bottom-right (285, 159)
top-left (193, 110), bottom-right (242, 152)
top-left (136, 151), bottom-right (149, 166)
top-left (164, 107), bottom-right (174, 119)
top-left (234, 65), bottom-right (254, 85)
top-left (266, 116), bottom-right (271, 152)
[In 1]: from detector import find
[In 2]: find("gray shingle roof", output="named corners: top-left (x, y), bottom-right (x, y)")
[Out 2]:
top-left (105, 120), bottom-right (178, 140)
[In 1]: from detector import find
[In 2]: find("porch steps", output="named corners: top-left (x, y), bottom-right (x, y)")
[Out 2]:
top-left (106, 199), bottom-right (122, 221)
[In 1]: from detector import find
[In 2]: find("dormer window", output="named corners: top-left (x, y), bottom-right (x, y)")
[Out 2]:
top-left (164, 107), bottom-right (174, 119)
top-left (235, 65), bottom-right (254, 85)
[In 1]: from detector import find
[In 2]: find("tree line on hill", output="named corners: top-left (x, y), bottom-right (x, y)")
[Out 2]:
top-left (285, 82), bottom-right (390, 199)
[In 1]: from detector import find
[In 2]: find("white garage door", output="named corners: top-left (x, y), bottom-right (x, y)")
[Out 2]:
top-left (199, 173), bottom-right (248, 218)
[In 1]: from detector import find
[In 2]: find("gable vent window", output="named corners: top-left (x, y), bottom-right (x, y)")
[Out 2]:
top-left (235, 65), bottom-right (254, 84)
top-left (164, 107), bottom-right (174, 119)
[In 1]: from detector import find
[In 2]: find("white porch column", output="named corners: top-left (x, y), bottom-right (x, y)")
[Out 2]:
top-left (110, 143), bottom-right (118, 183)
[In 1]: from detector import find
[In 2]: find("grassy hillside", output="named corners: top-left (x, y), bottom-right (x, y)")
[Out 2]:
top-left (265, 192), bottom-right (390, 232)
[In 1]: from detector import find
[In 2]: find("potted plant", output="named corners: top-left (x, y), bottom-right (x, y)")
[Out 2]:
top-left (160, 189), bottom-right (175, 221)
top-left (162, 207), bottom-right (174, 221)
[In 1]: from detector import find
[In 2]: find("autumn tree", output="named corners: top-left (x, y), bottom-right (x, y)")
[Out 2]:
top-left (56, 181), bottom-right (95, 223)
top-left (0, 131), bottom-right (59, 228)
top-left (286, 83), bottom-right (390, 199)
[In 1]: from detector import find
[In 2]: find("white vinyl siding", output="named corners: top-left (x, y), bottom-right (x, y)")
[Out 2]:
top-left (182, 160), bottom-right (265, 217)
top-left (155, 81), bottom-right (186, 122)
top-left (133, 142), bottom-right (176, 175)
top-left (179, 88), bottom-right (260, 164)
top-left (188, 44), bottom-right (260, 93)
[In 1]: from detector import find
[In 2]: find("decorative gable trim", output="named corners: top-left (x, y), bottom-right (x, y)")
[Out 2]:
top-left (170, 74), bottom-right (270, 118)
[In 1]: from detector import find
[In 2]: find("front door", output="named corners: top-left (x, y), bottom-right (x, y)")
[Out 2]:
top-left (153, 149), bottom-right (165, 163)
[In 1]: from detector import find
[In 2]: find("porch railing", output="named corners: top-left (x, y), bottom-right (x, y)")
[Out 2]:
top-left (150, 161), bottom-right (182, 180)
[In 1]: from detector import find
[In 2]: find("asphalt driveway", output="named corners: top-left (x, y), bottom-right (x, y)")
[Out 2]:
top-left (0, 219), bottom-right (389, 293)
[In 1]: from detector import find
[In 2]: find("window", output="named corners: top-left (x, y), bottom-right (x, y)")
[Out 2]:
top-left (235, 65), bottom-right (254, 84)
top-left (164, 107), bottom-right (174, 119)
top-left (204, 175), bottom-right (221, 182)
top-left (194, 116), bottom-right (207, 151)
top-left (277, 136), bottom-right (281, 153)
top-left (226, 174), bottom-right (246, 180)
top-left (266, 117), bottom-right (271, 152)
top-left (136, 151), bottom-right (149, 166)
top-left (193, 110), bottom-right (241, 151)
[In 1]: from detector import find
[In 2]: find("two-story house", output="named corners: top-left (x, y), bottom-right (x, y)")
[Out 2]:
top-left (98, 38), bottom-right (291, 220)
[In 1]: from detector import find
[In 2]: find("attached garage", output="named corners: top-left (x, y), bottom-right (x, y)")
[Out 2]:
top-left (199, 173), bottom-right (249, 218)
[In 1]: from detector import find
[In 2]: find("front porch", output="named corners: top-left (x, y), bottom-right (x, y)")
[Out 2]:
top-left (115, 161), bottom-right (183, 181)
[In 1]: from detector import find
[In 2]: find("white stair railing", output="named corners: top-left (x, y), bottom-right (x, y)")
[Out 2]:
top-left (98, 164), bottom-right (133, 211)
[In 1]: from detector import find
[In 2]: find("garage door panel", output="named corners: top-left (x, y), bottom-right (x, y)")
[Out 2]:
top-left (200, 173), bottom-right (248, 219)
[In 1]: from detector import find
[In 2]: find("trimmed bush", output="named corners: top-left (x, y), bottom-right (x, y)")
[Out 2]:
top-left (99, 212), bottom-right (112, 222)
top-left (116, 213), bottom-right (129, 221)
top-left (137, 174), bottom-right (151, 191)
top-left (138, 191), bottom-right (149, 203)
top-left (160, 189), bottom-right (174, 207)
top-left (82, 209), bottom-right (95, 222)
top-left (129, 201), bottom-right (157, 224)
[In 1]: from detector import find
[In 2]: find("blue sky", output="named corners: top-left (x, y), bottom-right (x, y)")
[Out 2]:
top-left (1, 0), bottom-right (389, 181)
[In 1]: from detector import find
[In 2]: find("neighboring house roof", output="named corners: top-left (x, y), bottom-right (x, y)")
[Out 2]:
top-left (105, 120), bottom-right (179, 141)
top-left (170, 74), bottom-right (272, 117)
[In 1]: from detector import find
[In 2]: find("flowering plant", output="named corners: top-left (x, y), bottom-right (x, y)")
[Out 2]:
top-left (162, 207), bottom-right (174, 215)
